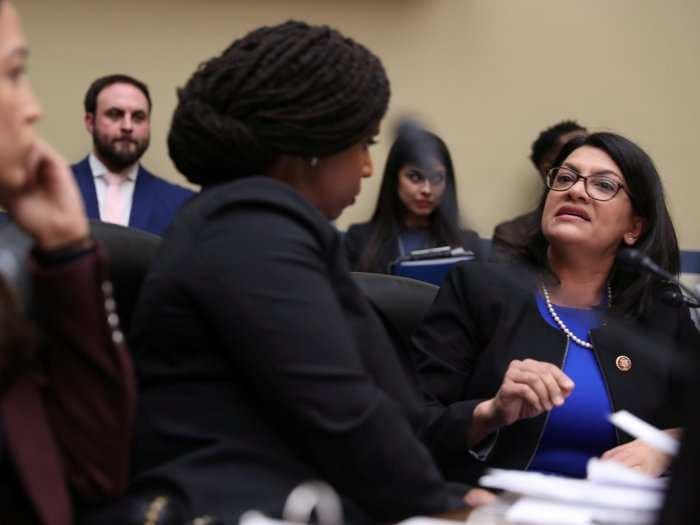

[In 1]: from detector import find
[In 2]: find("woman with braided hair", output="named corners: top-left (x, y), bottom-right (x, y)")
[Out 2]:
top-left (129, 20), bottom-right (491, 524)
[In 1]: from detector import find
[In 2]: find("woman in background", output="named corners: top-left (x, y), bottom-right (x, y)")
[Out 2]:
top-left (345, 129), bottom-right (481, 273)
top-left (0, 2), bottom-right (135, 524)
top-left (411, 132), bottom-right (698, 482)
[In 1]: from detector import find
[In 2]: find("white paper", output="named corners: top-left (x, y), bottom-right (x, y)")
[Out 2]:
top-left (506, 498), bottom-right (593, 524)
top-left (608, 410), bottom-right (679, 456)
top-left (507, 497), bottom-right (657, 525)
top-left (479, 469), bottom-right (663, 511)
top-left (586, 457), bottom-right (667, 490)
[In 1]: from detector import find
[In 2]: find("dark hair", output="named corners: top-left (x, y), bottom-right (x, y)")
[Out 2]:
top-left (530, 120), bottom-right (587, 173)
top-left (168, 20), bottom-right (390, 187)
top-left (519, 132), bottom-right (679, 318)
top-left (84, 74), bottom-right (152, 114)
top-left (357, 130), bottom-right (462, 272)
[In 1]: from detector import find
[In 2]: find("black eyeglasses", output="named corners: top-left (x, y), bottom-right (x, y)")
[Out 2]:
top-left (546, 166), bottom-right (628, 202)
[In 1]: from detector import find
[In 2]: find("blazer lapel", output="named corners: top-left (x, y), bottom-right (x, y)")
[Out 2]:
top-left (72, 157), bottom-right (100, 220)
top-left (129, 166), bottom-right (154, 231)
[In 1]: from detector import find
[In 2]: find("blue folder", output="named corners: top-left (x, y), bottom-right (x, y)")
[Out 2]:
top-left (390, 248), bottom-right (475, 286)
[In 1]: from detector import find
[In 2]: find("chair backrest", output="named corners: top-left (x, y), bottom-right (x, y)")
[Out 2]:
top-left (351, 271), bottom-right (438, 344)
top-left (89, 221), bottom-right (161, 333)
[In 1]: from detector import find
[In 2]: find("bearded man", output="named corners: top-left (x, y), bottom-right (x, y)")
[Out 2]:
top-left (72, 74), bottom-right (194, 236)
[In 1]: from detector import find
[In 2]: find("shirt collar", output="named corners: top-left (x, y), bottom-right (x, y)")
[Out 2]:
top-left (89, 153), bottom-right (139, 182)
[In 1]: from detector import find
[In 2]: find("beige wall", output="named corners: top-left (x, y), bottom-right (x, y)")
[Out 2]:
top-left (19, 0), bottom-right (700, 249)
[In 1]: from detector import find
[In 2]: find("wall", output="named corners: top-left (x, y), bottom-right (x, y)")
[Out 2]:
top-left (20, 0), bottom-right (700, 249)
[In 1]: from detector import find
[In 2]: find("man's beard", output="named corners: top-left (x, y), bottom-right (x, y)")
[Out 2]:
top-left (93, 131), bottom-right (149, 171)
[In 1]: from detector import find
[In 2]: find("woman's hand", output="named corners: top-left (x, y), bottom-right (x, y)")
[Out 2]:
top-left (469, 359), bottom-right (574, 446)
top-left (3, 139), bottom-right (89, 251)
top-left (464, 488), bottom-right (497, 507)
top-left (601, 429), bottom-right (681, 477)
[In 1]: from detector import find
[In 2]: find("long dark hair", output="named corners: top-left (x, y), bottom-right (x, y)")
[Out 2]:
top-left (518, 132), bottom-right (679, 318)
top-left (357, 130), bottom-right (462, 272)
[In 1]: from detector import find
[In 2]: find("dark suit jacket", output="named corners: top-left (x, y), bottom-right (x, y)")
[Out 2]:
top-left (344, 221), bottom-right (482, 273)
top-left (411, 262), bottom-right (699, 482)
top-left (0, 246), bottom-right (135, 525)
top-left (71, 156), bottom-right (195, 237)
top-left (490, 210), bottom-right (539, 262)
top-left (129, 177), bottom-right (468, 524)
top-left (658, 364), bottom-right (700, 524)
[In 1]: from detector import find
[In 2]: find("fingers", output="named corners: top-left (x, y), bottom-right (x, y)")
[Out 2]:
top-left (464, 488), bottom-right (497, 508)
top-left (600, 440), bottom-right (671, 477)
top-left (520, 358), bottom-right (574, 394)
top-left (503, 359), bottom-right (574, 409)
top-left (500, 380), bottom-right (545, 413)
top-left (26, 138), bottom-right (70, 185)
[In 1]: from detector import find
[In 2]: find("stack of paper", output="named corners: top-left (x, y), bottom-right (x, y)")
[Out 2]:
top-left (476, 411), bottom-right (678, 525)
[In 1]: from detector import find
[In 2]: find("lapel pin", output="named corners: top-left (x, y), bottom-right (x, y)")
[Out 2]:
top-left (615, 355), bottom-right (632, 372)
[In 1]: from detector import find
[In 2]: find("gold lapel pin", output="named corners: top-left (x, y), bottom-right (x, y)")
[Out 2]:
top-left (615, 355), bottom-right (632, 372)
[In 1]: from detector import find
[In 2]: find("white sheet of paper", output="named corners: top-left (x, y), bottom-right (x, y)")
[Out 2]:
top-left (586, 457), bottom-right (667, 490)
top-left (608, 410), bottom-right (679, 456)
top-left (479, 469), bottom-right (663, 511)
top-left (507, 497), bottom-right (657, 525)
top-left (506, 498), bottom-right (593, 524)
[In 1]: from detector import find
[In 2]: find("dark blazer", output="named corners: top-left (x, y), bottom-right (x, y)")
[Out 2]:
top-left (490, 209), bottom-right (539, 262)
top-left (658, 366), bottom-right (700, 524)
top-left (129, 177), bottom-right (468, 524)
top-left (71, 156), bottom-right (195, 237)
top-left (0, 247), bottom-right (135, 525)
top-left (344, 221), bottom-right (482, 273)
top-left (411, 262), bottom-right (699, 483)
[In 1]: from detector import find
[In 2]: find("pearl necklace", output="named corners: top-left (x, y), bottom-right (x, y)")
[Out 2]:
top-left (541, 283), bottom-right (612, 349)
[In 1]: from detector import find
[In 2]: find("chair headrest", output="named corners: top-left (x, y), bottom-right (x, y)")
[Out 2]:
top-left (351, 272), bottom-right (438, 340)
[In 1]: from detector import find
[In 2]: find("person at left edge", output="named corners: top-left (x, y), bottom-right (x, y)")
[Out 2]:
top-left (0, 2), bottom-right (135, 524)
top-left (71, 74), bottom-right (195, 236)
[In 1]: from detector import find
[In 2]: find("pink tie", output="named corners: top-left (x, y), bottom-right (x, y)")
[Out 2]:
top-left (102, 172), bottom-right (128, 225)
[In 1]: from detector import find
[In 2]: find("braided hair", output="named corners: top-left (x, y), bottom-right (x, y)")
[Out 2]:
top-left (168, 20), bottom-right (390, 187)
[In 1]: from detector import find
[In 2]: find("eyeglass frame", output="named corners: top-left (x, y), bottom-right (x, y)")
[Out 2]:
top-left (545, 166), bottom-right (630, 202)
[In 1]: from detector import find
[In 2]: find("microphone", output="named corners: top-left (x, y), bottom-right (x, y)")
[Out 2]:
top-left (616, 248), bottom-right (700, 308)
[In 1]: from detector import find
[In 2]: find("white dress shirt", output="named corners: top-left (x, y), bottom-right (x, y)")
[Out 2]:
top-left (89, 153), bottom-right (139, 227)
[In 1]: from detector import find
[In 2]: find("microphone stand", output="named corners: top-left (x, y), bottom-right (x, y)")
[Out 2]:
top-left (616, 248), bottom-right (700, 308)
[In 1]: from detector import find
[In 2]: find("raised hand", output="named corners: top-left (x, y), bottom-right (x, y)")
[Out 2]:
top-left (2, 138), bottom-right (89, 251)
top-left (469, 359), bottom-right (574, 446)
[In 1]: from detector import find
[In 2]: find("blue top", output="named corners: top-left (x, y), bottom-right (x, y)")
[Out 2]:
top-left (528, 294), bottom-right (617, 478)
top-left (397, 228), bottom-right (431, 256)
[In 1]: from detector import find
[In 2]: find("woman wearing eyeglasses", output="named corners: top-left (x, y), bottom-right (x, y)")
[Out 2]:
top-left (411, 132), bottom-right (699, 482)
top-left (344, 129), bottom-right (481, 273)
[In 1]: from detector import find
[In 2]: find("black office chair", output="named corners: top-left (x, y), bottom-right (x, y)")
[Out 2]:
top-left (89, 221), bottom-right (161, 334)
top-left (351, 272), bottom-right (438, 382)
top-left (352, 272), bottom-right (438, 339)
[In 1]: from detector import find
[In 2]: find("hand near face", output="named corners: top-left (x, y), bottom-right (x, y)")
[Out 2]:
top-left (3, 138), bottom-right (89, 251)
top-left (600, 436), bottom-right (675, 477)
